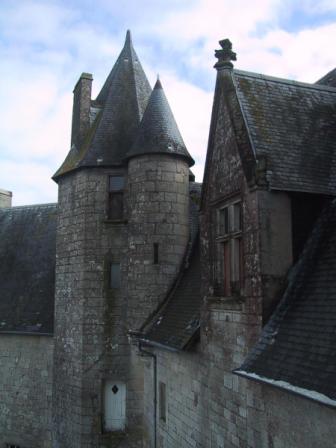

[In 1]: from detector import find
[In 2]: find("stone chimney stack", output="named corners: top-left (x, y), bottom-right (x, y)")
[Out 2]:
top-left (0, 189), bottom-right (12, 207)
top-left (71, 72), bottom-right (93, 149)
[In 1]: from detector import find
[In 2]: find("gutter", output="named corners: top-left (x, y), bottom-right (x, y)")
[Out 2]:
top-left (234, 369), bottom-right (336, 409)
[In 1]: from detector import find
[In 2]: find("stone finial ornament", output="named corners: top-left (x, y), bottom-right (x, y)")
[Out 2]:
top-left (214, 38), bottom-right (237, 69)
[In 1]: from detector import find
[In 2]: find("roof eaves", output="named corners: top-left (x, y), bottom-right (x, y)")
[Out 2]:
top-left (133, 331), bottom-right (182, 353)
top-left (234, 369), bottom-right (336, 409)
top-left (0, 331), bottom-right (53, 337)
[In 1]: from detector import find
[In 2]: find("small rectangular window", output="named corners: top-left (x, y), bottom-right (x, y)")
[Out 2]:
top-left (109, 176), bottom-right (125, 191)
top-left (108, 176), bottom-right (124, 220)
top-left (110, 263), bottom-right (121, 289)
top-left (159, 382), bottom-right (166, 422)
top-left (153, 243), bottom-right (159, 264)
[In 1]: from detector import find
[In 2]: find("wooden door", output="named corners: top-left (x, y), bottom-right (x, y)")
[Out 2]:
top-left (104, 380), bottom-right (126, 431)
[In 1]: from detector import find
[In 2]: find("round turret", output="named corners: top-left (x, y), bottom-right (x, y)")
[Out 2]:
top-left (127, 78), bottom-right (193, 326)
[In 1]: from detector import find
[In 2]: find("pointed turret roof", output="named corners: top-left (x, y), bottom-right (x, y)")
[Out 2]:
top-left (54, 31), bottom-right (152, 179)
top-left (126, 78), bottom-right (194, 166)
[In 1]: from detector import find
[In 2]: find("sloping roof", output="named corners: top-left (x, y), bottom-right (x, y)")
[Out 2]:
top-left (235, 198), bottom-right (336, 406)
top-left (233, 70), bottom-right (336, 195)
top-left (316, 67), bottom-right (336, 87)
top-left (137, 184), bottom-right (201, 351)
top-left (54, 31), bottom-right (151, 178)
top-left (0, 204), bottom-right (57, 334)
top-left (126, 79), bottom-right (194, 166)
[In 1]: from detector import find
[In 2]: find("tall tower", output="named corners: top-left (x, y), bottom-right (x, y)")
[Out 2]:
top-left (125, 80), bottom-right (194, 443)
top-left (126, 78), bottom-right (194, 327)
top-left (52, 31), bottom-right (151, 447)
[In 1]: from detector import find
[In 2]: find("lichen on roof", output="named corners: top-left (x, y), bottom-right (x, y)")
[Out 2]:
top-left (54, 30), bottom-right (152, 179)
top-left (233, 69), bottom-right (336, 195)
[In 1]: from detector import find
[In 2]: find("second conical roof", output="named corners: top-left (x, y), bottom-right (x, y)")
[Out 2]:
top-left (126, 79), bottom-right (194, 166)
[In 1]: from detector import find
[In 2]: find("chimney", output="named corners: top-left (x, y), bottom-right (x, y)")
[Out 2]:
top-left (0, 189), bottom-right (12, 208)
top-left (71, 72), bottom-right (93, 149)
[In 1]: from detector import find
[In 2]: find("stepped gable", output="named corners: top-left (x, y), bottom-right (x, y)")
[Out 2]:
top-left (54, 30), bottom-right (151, 178)
top-left (126, 78), bottom-right (195, 166)
top-left (236, 198), bottom-right (336, 406)
top-left (0, 204), bottom-right (57, 334)
top-left (233, 69), bottom-right (336, 195)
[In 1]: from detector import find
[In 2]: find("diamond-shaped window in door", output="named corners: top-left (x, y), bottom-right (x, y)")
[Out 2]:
top-left (112, 385), bottom-right (119, 394)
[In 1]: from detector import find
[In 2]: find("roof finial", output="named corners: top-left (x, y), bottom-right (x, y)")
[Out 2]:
top-left (154, 74), bottom-right (163, 90)
top-left (214, 38), bottom-right (236, 70)
top-left (125, 29), bottom-right (132, 47)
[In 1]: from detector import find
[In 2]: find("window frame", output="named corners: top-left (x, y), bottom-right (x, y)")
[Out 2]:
top-left (107, 175), bottom-right (125, 222)
top-left (215, 200), bottom-right (243, 297)
top-left (109, 262), bottom-right (121, 290)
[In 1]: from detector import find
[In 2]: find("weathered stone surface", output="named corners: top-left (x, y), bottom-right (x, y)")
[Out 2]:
top-left (0, 335), bottom-right (53, 448)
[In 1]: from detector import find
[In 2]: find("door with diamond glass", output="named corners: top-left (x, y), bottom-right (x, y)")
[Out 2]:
top-left (104, 380), bottom-right (126, 431)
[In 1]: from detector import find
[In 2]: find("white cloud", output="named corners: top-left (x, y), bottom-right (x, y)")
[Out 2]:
top-left (157, 72), bottom-right (213, 181)
top-left (0, 160), bottom-right (57, 206)
top-left (1, 0), bottom-right (336, 204)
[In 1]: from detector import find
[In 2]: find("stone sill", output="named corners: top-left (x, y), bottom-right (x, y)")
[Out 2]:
top-left (205, 295), bottom-right (245, 311)
top-left (104, 219), bottom-right (128, 225)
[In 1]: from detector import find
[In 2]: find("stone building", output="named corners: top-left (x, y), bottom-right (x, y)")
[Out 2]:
top-left (1, 32), bottom-right (336, 448)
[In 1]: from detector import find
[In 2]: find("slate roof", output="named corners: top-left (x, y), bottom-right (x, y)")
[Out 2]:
top-left (316, 68), bottom-right (336, 87)
top-left (233, 70), bottom-right (336, 195)
top-left (0, 204), bottom-right (57, 334)
top-left (235, 198), bottom-right (336, 405)
top-left (137, 183), bottom-right (201, 351)
top-left (126, 79), bottom-right (195, 166)
top-left (54, 30), bottom-right (152, 178)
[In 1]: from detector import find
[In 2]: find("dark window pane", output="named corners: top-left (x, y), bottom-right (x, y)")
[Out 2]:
top-left (159, 382), bottom-right (166, 422)
top-left (109, 176), bottom-right (125, 192)
top-left (219, 207), bottom-right (229, 235)
top-left (108, 192), bottom-right (123, 220)
top-left (231, 203), bottom-right (241, 232)
top-left (153, 243), bottom-right (159, 264)
top-left (110, 263), bottom-right (121, 289)
top-left (224, 241), bottom-right (230, 296)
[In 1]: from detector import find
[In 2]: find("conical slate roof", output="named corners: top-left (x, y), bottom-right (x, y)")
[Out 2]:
top-left (54, 31), bottom-right (152, 178)
top-left (126, 79), bottom-right (194, 166)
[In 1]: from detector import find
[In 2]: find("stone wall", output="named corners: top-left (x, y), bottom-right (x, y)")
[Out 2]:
top-left (0, 335), bottom-right (53, 448)
top-left (127, 154), bottom-right (190, 327)
top-left (53, 167), bottom-right (131, 447)
top-left (139, 65), bottom-right (336, 448)
top-left (53, 159), bottom-right (190, 448)
top-left (143, 301), bottom-right (336, 448)
top-left (127, 154), bottom-right (190, 444)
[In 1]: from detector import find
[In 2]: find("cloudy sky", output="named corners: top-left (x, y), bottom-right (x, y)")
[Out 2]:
top-left (1, 0), bottom-right (336, 205)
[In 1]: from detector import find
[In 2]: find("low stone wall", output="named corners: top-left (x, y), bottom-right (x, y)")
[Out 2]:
top-left (0, 334), bottom-right (53, 448)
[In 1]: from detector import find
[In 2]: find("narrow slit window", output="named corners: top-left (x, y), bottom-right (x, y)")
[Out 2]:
top-left (153, 243), bottom-right (159, 264)
top-left (108, 176), bottom-right (125, 220)
top-left (110, 263), bottom-right (121, 289)
top-left (159, 382), bottom-right (166, 422)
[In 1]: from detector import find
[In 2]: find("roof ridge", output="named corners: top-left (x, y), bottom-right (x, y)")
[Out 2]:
top-left (234, 69), bottom-right (336, 93)
top-left (0, 202), bottom-right (58, 210)
top-left (127, 31), bottom-right (143, 122)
